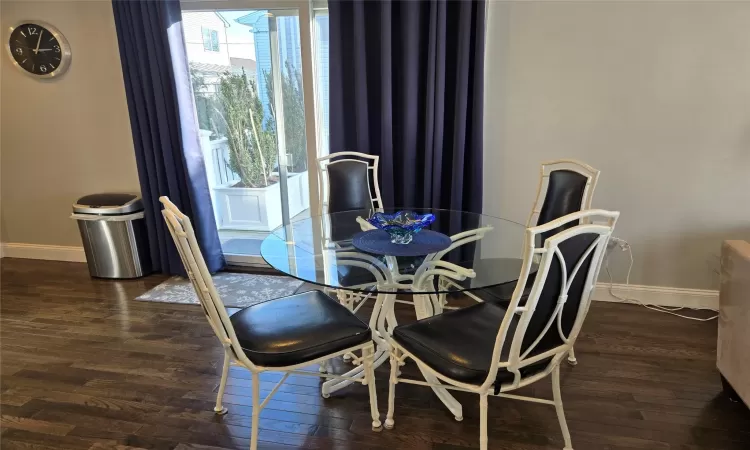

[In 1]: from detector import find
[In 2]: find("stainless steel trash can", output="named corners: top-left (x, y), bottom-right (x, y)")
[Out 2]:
top-left (71, 193), bottom-right (152, 279)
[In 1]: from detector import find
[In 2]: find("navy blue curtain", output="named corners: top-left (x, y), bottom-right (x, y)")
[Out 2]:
top-left (329, 0), bottom-right (486, 213)
top-left (112, 0), bottom-right (225, 274)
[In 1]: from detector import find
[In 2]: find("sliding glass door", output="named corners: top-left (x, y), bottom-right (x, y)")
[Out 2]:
top-left (181, 1), bottom-right (325, 266)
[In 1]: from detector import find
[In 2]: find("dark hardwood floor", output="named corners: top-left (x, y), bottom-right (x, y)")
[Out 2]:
top-left (1, 258), bottom-right (749, 450)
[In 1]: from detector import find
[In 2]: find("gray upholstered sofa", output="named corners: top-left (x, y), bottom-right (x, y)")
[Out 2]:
top-left (718, 240), bottom-right (750, 407)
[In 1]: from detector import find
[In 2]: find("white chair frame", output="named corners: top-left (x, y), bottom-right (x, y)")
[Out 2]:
top-left (384, 209), bottom-right (619, 450)
top-left (316, 151), bottom-right (384, 216)
top-left (159, 197), bottom-right (383, 450)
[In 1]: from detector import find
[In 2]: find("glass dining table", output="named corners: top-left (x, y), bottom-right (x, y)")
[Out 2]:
top-left (260, 208), bottom-right (533, 419)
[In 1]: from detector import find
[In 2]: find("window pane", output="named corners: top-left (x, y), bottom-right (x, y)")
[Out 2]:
top-left (211, 30), bottom-right (220, 52)
top-left (314, 11), bottom-right (329, 157)
top-left (275, 14), bottom-right (307, 172)
top-left (201, 27), bottom-right (212, 51)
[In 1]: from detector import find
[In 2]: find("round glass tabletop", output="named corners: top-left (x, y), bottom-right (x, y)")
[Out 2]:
top-left (260, 208), bottom-right (533, 294)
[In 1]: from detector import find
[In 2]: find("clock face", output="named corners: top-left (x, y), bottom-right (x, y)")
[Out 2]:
top-left (7, 22), bottom-right (71, 78)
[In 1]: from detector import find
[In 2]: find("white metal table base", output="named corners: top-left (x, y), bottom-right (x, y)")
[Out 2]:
top-left (322, 291), bottom-right (465, 420)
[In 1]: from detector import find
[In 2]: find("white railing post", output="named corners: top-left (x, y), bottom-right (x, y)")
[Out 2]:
top-left (199, 129), bottom-right (221, 221)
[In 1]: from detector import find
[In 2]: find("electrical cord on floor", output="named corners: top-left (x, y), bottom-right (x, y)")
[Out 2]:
top-left (605, 242), bottom-right (719, 322)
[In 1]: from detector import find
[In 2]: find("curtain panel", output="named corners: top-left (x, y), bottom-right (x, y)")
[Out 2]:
top-left (112, 0), bottom-right (225, 274)
top-left (329, 0), bottom-right (486, 213)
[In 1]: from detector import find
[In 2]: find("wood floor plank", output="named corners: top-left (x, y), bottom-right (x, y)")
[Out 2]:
top-left (0, 415), bottom-right (75, 436)
top-left (1, 429), bottom-right (113, 450)
top-left (6, 387), bottom-right (165, 414)
top-left (1, 439), bottom-right (68, 450)
top-left (87, 444), bottom-right (152, 450)
top-left (30, 410), bottom-right (143, 434)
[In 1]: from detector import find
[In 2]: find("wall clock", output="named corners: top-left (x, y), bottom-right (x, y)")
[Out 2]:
top-left (7, 21), bottom-right (71, 78)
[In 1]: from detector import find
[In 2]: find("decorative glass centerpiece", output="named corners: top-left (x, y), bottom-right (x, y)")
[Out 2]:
top-left (366, 211), bottom-right (436, 244)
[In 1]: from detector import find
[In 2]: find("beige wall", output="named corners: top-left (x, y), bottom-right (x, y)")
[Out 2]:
top-left (1, 0), bottom-right (140, 247)
top-left (484, 1), bottom-right (750, 290)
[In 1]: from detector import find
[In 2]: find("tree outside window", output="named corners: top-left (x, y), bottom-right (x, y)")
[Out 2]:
top-left (190, 63), bottom-right (307, 188)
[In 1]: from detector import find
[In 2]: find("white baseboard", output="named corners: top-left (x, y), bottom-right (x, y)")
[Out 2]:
top-left (593, 283), bottom-right (719, 310)
top-left (0, 243), bottom-right (86, 263)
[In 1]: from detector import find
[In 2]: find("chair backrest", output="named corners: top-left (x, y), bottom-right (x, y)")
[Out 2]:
top-left (317, 152), bottom-right (383, 215)
top-left (487, 209), bottom-right (618, 390)
top-left (159, 196), bottom-right (254, 367)
top-left (527, 160), bottom-right (600, 243)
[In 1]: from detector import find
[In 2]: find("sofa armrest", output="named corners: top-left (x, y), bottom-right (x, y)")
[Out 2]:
top-left (717, 240), bottom-right (750, 406)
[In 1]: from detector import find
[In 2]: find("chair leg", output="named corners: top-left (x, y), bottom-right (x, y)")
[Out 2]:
top-left (364, 345), bottom-right (382, 431)
top-left (337, 291), bottom-right (355, 363)
top-left (552, 365), bottom-right (574, 450)
top-left (567, 348), bottom-right (578, 366)
top-left (384, 348), bottom-right (399, 429)
top-left (479, 393), bottom-right (488, 450)
top-left (214, 348), bottom-right (230, 415)
top-left (250, 372), bottom-right (260, 450)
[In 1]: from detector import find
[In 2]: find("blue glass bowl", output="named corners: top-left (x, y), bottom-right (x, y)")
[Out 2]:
top-left (366, 211), bottom-right (436, 244)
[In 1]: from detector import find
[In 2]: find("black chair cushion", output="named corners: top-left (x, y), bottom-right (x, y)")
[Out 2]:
top-left (327, 160), bottom-right (373, 213)
top-left (230, 290), bottom-right (371, 367)
top-left (392, 302), bottom-right (547, 385)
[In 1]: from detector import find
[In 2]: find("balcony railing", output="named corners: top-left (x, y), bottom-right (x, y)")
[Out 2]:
top-left (206, 136), bottom-right (241, 186)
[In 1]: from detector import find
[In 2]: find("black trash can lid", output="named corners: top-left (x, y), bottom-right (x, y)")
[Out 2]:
top-left (73, 193), bottom-right (143, 215)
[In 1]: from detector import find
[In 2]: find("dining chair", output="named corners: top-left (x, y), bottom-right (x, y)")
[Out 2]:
top-left (316, 152), bottom-right (384, 332)
top-left (384, 209), bottom-right (619, 450)
top-left (463, 159), bottom-right (602, 294)
top-left (448, 159), bottom-right (600, 364)
top-left (159, 197), bottom-right (382, 450)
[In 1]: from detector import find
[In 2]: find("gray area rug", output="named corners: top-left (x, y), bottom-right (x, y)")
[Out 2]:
top-left (135, 272), bottom-right (305, 308)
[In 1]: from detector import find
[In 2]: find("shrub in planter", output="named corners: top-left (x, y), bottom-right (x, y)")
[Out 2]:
top-left (215, 70), bottom-right (278, 188)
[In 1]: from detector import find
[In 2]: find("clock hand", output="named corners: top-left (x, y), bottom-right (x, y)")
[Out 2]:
top-left (37, 49), bottom-right (53, 52)
top-left (34, 29), bottom-right (43, 54)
